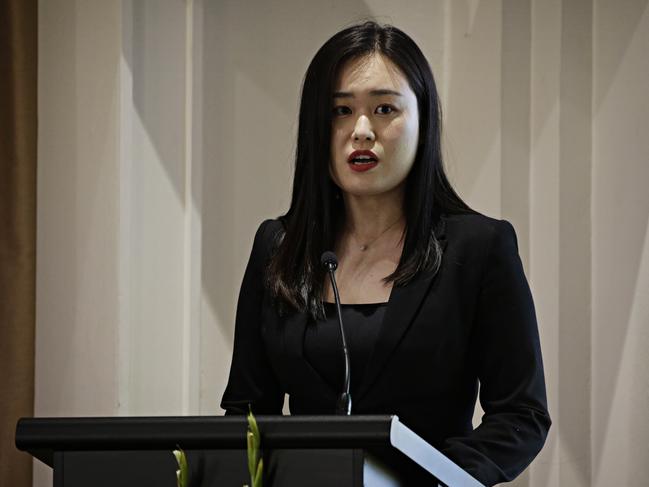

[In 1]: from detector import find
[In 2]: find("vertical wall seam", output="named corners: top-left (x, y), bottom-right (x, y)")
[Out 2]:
top-left (441, 0), bottom-right (451, 108)
top-left (559, 0), bottom-right (593, 483)
top-left (117, 1), bottom-right (133, 416)
top-left (182, 0), bottom-right (194, 415)
top-left (501, 0), bottom-right (532, 270)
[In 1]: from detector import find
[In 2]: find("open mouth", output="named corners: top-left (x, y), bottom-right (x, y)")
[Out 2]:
top-left (347, 150), bottom-right (379, 171)
top-left (349, 155), bottom-right (378, 165)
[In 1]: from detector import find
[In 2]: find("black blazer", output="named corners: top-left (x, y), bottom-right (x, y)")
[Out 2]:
top-left (221, 213), bottom-right (551, 486)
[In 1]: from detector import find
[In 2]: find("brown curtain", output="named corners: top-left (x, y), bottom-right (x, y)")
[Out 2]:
top-left (0, 0), bottom-right (37, 486)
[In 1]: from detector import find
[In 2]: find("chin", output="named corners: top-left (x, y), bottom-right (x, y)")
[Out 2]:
top-left (341, 184), bottom-right (396, 199)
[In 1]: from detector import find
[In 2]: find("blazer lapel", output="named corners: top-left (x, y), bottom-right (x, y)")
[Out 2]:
top-left (356, 216), bottom-right (448, 402)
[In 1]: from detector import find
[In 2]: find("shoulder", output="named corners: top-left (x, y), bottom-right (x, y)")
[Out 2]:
top-left (254, 218), bottom-right (284, 242)
top-left (443, 212), bottom-right (519, 256)
top-left (250, 218), bottom-right (285, 259)
top-left (440, 213), bottom-right (528, 296)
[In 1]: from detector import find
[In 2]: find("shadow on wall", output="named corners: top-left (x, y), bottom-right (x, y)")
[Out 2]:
top-left (123, 1), bottom-right (186, 200)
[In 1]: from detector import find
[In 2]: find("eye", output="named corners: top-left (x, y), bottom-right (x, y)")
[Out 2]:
top-left (332, 105), bottom-right (351, 116)
top-left (375, 104), bottom-right (396, 115)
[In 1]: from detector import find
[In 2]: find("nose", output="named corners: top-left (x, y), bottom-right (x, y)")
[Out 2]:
top-left (352, 115), bottom-right (375, 142)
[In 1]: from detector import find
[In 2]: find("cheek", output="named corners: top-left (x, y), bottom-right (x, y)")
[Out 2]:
top-left (384, 119), bottom-right (419, 161)
top-left (329, 129), bottom-right (346, 184)
top-left (331, 128), bottom-right (347, 159)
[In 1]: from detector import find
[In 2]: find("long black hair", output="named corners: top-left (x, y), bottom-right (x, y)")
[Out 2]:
top-left (267, 21), bottom-right (474, 317)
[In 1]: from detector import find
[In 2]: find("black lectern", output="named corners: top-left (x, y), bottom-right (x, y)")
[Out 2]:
top-left (16, 415), bottom-right (484, 487)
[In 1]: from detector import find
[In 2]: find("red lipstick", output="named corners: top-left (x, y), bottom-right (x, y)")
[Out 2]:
top-left (348, 150), bottom-right (378, 172)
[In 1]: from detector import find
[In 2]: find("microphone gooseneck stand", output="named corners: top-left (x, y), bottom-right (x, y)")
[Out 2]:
top-left (321, 251), bottom-right (352, 415)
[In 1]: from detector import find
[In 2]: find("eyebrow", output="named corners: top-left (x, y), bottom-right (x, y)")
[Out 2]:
top-left (332, 89), bottom-right (403, 99)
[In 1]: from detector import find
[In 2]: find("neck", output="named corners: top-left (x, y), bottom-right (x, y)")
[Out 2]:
top-left (342, 186), bottom-right (405, 241)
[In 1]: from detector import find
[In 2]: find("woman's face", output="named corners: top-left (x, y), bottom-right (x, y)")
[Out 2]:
top-left (329, 53), bottom-right (419, 199)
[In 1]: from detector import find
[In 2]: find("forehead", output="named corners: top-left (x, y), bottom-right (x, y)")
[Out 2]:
top-left (334, 53), bottom-right (408, 92)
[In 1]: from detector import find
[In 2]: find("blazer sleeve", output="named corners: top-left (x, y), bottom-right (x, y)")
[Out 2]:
top-left (220, 219), bottom-right (284, 415)
top-left (441, 220), bottom-right (551, 486)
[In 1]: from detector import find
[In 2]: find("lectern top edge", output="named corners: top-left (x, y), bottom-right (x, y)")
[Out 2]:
top-left (16, 414), bottom-right (396, 466)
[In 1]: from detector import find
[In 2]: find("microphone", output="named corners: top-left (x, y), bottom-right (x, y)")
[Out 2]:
top-left (321, 251), bottom-right (352, 415)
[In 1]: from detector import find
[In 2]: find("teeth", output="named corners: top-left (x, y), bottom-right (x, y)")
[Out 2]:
top-left (350, 155), bottom-right (377, 164)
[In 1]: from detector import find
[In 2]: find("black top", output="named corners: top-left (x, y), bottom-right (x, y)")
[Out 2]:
top-left (221, 214), bottom-right (551, 486)
top-left (304, 302), bottom-right (387, 396)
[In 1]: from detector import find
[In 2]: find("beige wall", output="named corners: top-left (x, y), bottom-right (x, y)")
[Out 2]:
top-left (35, 1), bottom-right (649, 486)
top-left (592, 0), bottom-right (649, 485)
top-left (35, 1), bottom-right (121, 485)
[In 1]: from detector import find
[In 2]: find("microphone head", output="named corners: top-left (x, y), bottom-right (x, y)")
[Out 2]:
top-left (320, 251), bottom-right (338, 271)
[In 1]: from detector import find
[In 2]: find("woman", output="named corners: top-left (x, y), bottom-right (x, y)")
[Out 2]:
top-left (221, 21), bottom-right (550, 485)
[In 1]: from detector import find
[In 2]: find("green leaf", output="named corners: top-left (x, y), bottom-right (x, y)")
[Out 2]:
top-left (247, 409), bottom-right (261, 452)
top-left (173, 448), bottom-right (188, 487)
top-left (247, 430), bottom-right (256, 480)
top-left (253, 458), bottom-right (263, 487)
top-left (246, 407), bottom-right (262, 487)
